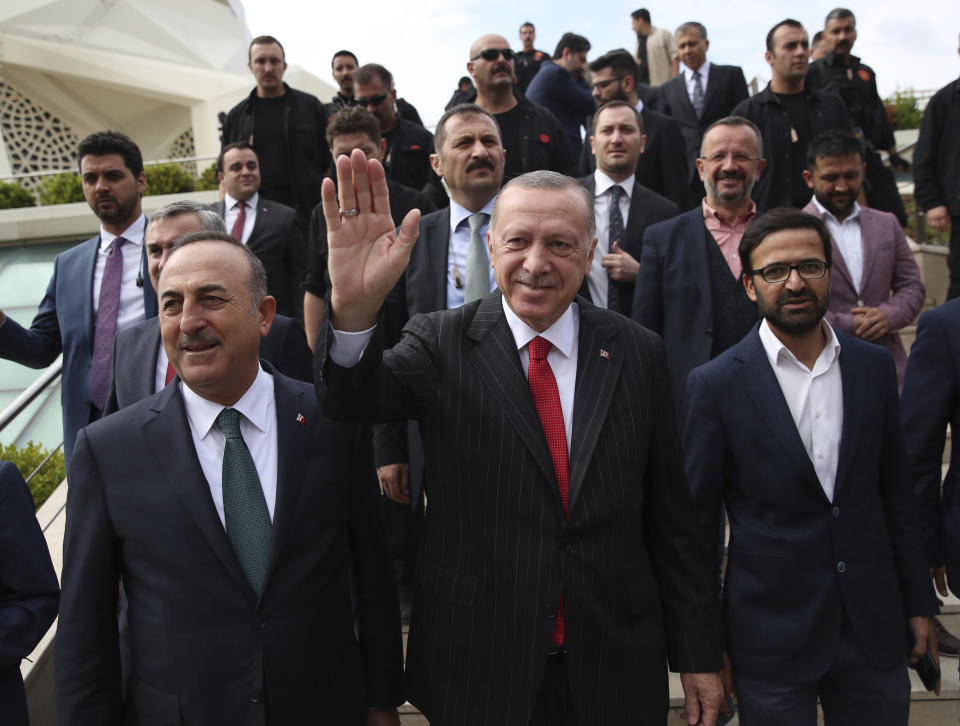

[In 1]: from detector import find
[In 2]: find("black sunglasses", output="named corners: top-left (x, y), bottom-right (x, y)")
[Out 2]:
top-left (356, 92), bottom-right (389, 107)
top-left (471, 48), bottom-right (514, 62)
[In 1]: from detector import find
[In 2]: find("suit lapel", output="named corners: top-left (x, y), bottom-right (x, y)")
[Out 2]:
top-left (246, 200), bottom-right (270, 250)
top-left (80, 235), bottom-right (100, 353)
top-left (734, 329), bottom-right (826, 498)
top-left (689, 213), bottom-right (714, 316)
top-left (143, 384), bottom-right (249, 590)
top-left (833, 340), bottom-right (865, 497)
top-left (804, 202), bottom-right (855, 292)
top-left (139, 325), bottom-right (162, 395)
top-left (701, 66), bottom-right (720, 118)
top-left (466, 294), bottom-right (558, 489)
top-left (856, 209), bottom-right (879, 290)
top-left (140, 218), bottom-right (157, 317)
top-left (428, 208), bottom-right (451, 310)
top-left (623, 182), bottom-right (648, 257)
top-left (568, 303), bottom-right (622, 511)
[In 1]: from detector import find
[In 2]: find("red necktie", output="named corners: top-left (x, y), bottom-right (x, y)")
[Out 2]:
top-left (231, 201), bottom-right (246, 242)
top-left (527, 336), bottom-right (569, 646)
top-left (165, 361), bottom-right (176, 385)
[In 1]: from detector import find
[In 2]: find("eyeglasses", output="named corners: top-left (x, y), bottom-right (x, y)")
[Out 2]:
top-left (471, 48), bottom-right (514, 62)
top-left (591, 76), bottom-right (624, 91)
top-left (699, 152), bottom-right (762, 164)
top-left (355, 92), bottom-right (389, 107)
top-left (749, 261), bottom-right (829, 283)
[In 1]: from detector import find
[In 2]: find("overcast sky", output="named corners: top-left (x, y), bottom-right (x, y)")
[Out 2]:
top-left (239, 0), bottom-right (960, 128)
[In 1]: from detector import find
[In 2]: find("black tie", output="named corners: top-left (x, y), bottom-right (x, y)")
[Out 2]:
top-left (607, 186), bottom-right (624, 311)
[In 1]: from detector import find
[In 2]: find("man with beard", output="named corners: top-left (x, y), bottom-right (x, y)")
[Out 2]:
top-left (802, 129), bottom-right (923, 387)
top-left (325, 50), bottom-right (359, 116)
top-left (806, 8), bottom-right (909, 226)
top-left (683, 207), bottom-right (939, 725)
top-left (632, 116), bottom-right (764, 416)
top-left (0, 130), bottom-right (155, 464)
top-left (576, 101), bottom-right (678, 316)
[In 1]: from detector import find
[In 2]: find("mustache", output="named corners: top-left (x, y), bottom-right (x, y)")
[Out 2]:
top-left (513, 271), bottom-right (559, 289)
top-left (717, 170), bottom-right (746, 181)
top-left (779, 288), bottom-right (815, 305)
top-left (466, 159), bottom-right (495, 172)
top-left (178, 332), bottom-right (220, 350)
top-left (493, 63), bottom-right (511, 74)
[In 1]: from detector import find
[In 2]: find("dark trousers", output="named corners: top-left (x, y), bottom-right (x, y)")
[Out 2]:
top-left (734, 614), bottom-right (910, 726)
top-left (946, 216), bottom-right (960, 300)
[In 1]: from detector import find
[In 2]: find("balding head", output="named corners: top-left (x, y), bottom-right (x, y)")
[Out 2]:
top-left (468, 34), bottom-right (516, 95)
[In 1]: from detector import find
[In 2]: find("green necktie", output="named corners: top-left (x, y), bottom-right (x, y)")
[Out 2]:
top-left (217, 407), bottom-right (272, 596)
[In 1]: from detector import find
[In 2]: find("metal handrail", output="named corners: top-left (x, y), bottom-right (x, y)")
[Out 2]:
top-left (0, 357), bottom-right (63, 435)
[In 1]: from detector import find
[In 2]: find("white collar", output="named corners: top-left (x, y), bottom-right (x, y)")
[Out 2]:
top-left (501, 295), bottom-right (578, 360)
top-left (812, 196), bottom-right (860, 225)
top-left (683, 60), bottom-right (711, 80)
top-left (181, 364), bottom-right (273, 441)
top-left (593, 169), bottom-right (635, 199)
top-left (449, 195), bottom-right (497, 233)
top-left (99, 214), bottom-right (147, 251)
top-left (759, 319), bottom-right (841, 374)
top-left (224, 191), bottom-right (260, 211)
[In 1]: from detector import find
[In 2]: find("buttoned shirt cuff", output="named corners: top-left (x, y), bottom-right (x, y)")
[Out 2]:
top-left (329, 324), bottom-right (376, 367)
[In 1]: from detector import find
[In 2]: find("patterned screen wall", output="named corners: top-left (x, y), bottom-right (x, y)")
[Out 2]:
top-left (0, 78), bottom-right (79, 192)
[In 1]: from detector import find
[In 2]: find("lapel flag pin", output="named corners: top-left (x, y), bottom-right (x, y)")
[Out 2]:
top-left (296, 413), bottom-right (306, 426)
top-left (600, 349), bottom-right (610, 359)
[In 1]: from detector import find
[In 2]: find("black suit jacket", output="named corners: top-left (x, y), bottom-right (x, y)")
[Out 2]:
top-left (575, 175), bottom-right (679, 315)
top-left (578, 106), bottom-right (690, 209)
top-left (56, 368), bottom-right (403, 725)
top-left (684, 326), bottom-right (937, 681)
top-left (656, 65), bottom-right (749, 195)
top-left (211, 198), bottom-right (306, 318)
top-left (104, 313), bottom-right (313, 414)
top-left (316, 293), bottom-right (722, 724)
top-left (0, 461), bottom-right (59, 726)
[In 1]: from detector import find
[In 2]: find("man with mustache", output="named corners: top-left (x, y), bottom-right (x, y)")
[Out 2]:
top-left (731, 19), bottom-right (851, 213)
top-left (806, 8), bottom-right (909, 226)
top-left (0, 130), bottom-right (154, 464)
top-left (684, 207), bottom-right (939, 725)
top-left (632, 116), bottom-right (764, 417)
top-left (576, 100), bottom-right (678, 316)
top-left (802, 129), bottom-right (924, 388)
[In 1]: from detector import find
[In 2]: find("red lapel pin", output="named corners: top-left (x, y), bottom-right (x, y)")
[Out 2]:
top-left (296, 413), bottom-right (306, 426)
top-left (600, 349), bottom-right (610, 359)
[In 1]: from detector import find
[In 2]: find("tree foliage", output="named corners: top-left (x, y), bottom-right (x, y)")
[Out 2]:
top-left (0, 181), bottom-right (35, 209)
top-left (0, 441), bottom-right (66, 511)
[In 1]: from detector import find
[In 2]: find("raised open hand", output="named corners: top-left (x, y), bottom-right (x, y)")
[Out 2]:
top-left (322, 149), bottom-right (420, 331)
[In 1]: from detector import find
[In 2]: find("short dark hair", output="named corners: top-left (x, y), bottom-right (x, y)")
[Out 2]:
top-left (326, 106), bottom-right (382, 148)
top-left (520, 22), bottom-right (534, 32)
top-left (700, 116), bottom-right (763, 156)
top-left (592, 99), bottom-right (644, 135)
top-left (553, 32), bottom-right (591, 59)
top-left (825, 7), bottom-right (855, 24)
top-left (806, 129), bottom-right (863, 168)
top-left (217, 141), bottom-right (257, 174)
top-left (458, 76), bottom-right (474, 89)
top-left (676, 22), bottom-right (707, 40)
top-left (739, 207), bottom-right (832, 277)
top-left (434, 103), bottom-right (501, 152)
top-left (77, 130), bottom-right (144, 176)
top-left (355, 63), bottom-right (393, 89)
top-left (766, 19), bottom-right (805, 51)
top-left (588, 49), bottom-right (640, 87)
top-left (812, 30), bottom-right (825, 44)
top-left (331, 50), bottom-right (358, 67)
top-left (631, 9), bottom-right (651, 23)
top-left (168, 231), bottom-right (269, 307)
top-left (249, 35), bottom-right (284, 61)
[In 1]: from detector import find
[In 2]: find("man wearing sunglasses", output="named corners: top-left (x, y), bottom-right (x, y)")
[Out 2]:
top-left (354, 63), bottom-right (434, 195)
top-left (467, 33), bottom-right (573, 180)
top-left (684, 207), bottom-right (940, 725)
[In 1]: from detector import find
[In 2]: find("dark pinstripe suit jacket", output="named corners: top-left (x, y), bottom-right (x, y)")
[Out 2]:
top-left (316, 292), bottom-right (722, 725)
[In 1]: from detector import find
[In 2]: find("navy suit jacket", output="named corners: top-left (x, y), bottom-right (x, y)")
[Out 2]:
top-left (0, 231), bottom-right (156, 464)
top-left (684, 325), bottom-right (937, 682)
top-left (0, 461), bottom-right (59, 726)
top-left (525, 59), bottom-right (596, 158)
top-left (104, 312), bottom-right (313, 414)
top-left (211, 199), bottom-right (306, 319)
top-left (56, 367), bottom-right (403, 725)
top-left (902, 298), bottom-right (960, 597)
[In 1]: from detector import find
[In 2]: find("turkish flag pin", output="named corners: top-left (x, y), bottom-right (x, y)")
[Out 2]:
top-left (600, 349), bottom-right (610, 359)
top-left (296, 413), bottom-right (306, 426)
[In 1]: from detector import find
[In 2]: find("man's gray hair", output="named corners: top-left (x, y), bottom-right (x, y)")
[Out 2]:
top-left (676, 21), bottom-right (707, 40)
top-left (490, 170), bottom-right (595, 241)
top-left (150, 200), bottom-right (225, 233)
top-left (168, 231), bottom-right (268, 311)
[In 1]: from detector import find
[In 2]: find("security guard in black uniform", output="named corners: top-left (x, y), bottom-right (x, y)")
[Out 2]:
top-left (807, 8), bottom-right (909, 226)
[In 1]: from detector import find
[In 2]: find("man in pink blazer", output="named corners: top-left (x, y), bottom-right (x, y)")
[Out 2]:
top-left (803, 129), bottom-right (924, 386)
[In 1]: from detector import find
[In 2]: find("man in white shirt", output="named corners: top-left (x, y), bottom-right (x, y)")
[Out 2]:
top-left (683, 207), bottom-right (939, 725)
top-left (57, 231), bottom-right (403, 725)
top-left (210, 142), bottom-right (306, 319)
top-left (802, 128), bottom-right (924, 386)
top-left (577, 100), bottom-right (678, 316)
top-left (0, 130), bottom-right (155, 464)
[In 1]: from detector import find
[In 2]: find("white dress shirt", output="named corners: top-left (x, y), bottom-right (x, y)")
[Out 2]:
top-left (589, 170), bottom-right (634, 307)
top-left (759, 320), bottom-right (843, 501)
top-left (224, 191), bottom-right (259, 245)
top-left (329, 300), bottom-right (581, 449)
top-left (93, 214), bottom-right (148, 333)
top-left (446, 197), bottom-right (497, 309)
top-left (154, 340), bottom-right (171, 394)
top-left (814, 197), bottom-right (863, 295)
top-left (181, 365), bottom-right (278, 527)
top-left (682, 60), bottom-right (711, 102)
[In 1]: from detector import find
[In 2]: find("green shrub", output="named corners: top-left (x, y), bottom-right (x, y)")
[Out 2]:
top-left (1, 441), bottom-right (66, 510)
top-left (0, 180), bottom-right (35, 209)
top-left (144, 163), bottom-right (195, 196)
top-left (196, 162), bottom-right (220, 191)
top-left (36, 172), bottom-right (84, 205)
top-left (884, 89), bottom-right (923, 131)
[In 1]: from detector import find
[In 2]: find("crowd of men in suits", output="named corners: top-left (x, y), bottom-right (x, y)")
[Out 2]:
top-left (1, 6), bottom-right (960, 726)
